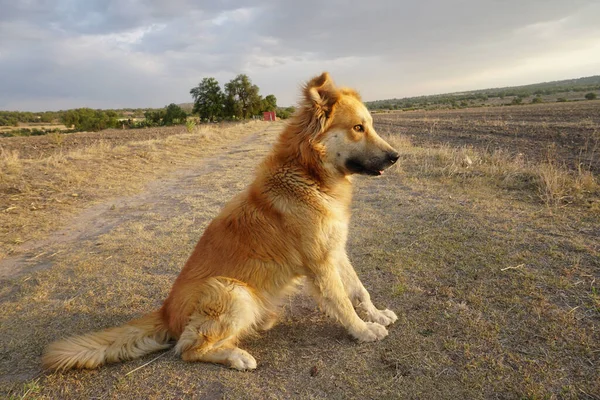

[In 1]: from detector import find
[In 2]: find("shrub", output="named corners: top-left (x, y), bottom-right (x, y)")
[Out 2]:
top-left (585, 92), bottom-right (597, 100)
top-left (144, 110), bottom-right (165, 126)
top-left (185, 119), bottom-right (196, 133)
top-left (61, 108), bottom-right (119, 131)
top-left (277, 107), bottom-right (296, 119)
top-left (163, 104), bottom-right (187, 126)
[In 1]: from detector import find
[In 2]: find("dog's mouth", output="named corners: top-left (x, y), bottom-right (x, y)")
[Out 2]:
top-left (345, 152), bottom-right (399, 176)
top-left (345, 159), bottom-right (385, 176)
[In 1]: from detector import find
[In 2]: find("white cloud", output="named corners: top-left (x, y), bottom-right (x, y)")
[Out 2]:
top-left (211, 7), bottom-right (255, 26)
top-left (0, 0), bottom-right (598, 110)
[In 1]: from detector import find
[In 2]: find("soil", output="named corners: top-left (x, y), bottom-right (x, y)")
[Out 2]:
top-left (0, 124), bottom-right (235, 159)
top-left (374, 101), bottom-right (600, 173)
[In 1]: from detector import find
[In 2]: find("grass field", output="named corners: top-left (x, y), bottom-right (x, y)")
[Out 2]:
top-left (1, 103), bottom-right (599, 399)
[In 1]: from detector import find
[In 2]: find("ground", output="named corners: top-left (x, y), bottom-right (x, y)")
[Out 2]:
top-left (374, 102), bottom-right (600, 173)
top-left (1, 104), bottom-right (599, 399)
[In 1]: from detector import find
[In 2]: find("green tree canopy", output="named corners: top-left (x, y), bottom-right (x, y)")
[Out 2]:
top-left (224, 74), bottom-right (262, 119)
top-left (261, 94), bottom-right (277, 112)
top-left (144, 109), bottom-right (165, 125)
top-left (61, 108), bottom-right (118, 131)
top-left (190, 77), bottom-right (224, 121)
top-left (163, 103), bottom-right (187, 125)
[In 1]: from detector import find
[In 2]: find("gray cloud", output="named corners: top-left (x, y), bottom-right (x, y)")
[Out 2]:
top-left (1, 0), bottom-right (599, 110)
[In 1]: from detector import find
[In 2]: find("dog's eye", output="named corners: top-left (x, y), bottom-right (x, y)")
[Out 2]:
top-left (353, 124), bottom-right (364, 132)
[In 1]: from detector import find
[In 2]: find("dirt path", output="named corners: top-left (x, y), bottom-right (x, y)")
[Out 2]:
top-left (0, 128), bottom-right (274, 280)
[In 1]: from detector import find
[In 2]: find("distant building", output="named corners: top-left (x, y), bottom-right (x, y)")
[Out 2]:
top-left (263, 111), bottom-right (276, 121)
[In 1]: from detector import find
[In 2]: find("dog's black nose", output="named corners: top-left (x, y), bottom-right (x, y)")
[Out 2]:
top-left (388, 151), bottom-right (399, 164)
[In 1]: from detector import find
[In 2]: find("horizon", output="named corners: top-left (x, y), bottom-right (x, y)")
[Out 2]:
top-left (2, 1), bottom-right (599, 112)
top-left (3, 73), bottom-right (598, 113)
top-left (0, 75), bottom-right (600, 113)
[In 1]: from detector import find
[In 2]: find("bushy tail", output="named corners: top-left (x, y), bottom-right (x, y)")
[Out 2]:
top-left (42, 311), bottom-right (172, 371)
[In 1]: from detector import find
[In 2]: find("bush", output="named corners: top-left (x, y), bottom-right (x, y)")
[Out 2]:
top-left (163, 104), bottom-right (187, 126)
top-left (61, 108), bottom-right (119, 131)
top-left (585, 92), bottom-right (597, 100)
top-left (2, 128), bottom-right (46, 137)
top-left (144, 110), bottom-right (165, 126)
top-left (185, 119), bottom-right (196, 133)
top-left (276, 107), bottom-right (296, 119)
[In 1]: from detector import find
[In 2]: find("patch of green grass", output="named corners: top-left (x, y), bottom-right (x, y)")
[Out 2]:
top-left (8, 378), bottom-right (41, 400)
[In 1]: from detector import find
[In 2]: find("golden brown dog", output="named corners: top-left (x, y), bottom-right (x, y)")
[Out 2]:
top-left (42, 72), bottom-right (400, 371)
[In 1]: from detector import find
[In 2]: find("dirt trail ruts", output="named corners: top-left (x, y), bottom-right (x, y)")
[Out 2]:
top-left (0, 127), bottom-right (276, 280)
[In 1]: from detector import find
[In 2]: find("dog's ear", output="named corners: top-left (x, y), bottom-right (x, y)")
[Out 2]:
top-left (303, 72), bottom-right (340, 128)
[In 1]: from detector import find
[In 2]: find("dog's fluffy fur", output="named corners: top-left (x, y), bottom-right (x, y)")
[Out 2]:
top-left (42, 72), bottom-right (400, 371)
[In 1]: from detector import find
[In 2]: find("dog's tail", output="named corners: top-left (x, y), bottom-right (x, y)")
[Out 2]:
top-left (42, 311), bottom-right (172, 371)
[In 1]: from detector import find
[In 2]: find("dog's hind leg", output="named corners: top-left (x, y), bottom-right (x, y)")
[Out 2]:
top-left (182, 340), bottom-right (257, 370)
top-left (173, 277), bottom-right (261, 370)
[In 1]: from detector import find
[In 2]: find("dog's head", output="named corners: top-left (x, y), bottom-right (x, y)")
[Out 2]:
top-left (300, 72), bottom-right (399, 176)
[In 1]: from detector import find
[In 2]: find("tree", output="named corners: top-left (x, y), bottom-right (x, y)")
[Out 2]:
top-left (224, 74), bottom-right (262, 119)
top-left (144, 109), bottom-right (165, 126)
top-left (40, 112), bottom-right (56, 123)
top-left (261, 94), bottom-right (277, 112)
top-left (190, 78), bottom-right (224, 121)
top-left (277, 106), bottom-right (296, 119)
top-left (61, 108), bottom-right (118, 131)
top-left (585, 92), bottom-right (597, 100)
top-left (163, 103), bottom-right (187, 125)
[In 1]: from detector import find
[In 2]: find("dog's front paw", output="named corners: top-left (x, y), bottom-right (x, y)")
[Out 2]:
top-left (367, 308), bottom-right (398, 326)
top-left (228, 350), bottom-right (257, 371)
top-left (351, 322), bottom-right (388, 343)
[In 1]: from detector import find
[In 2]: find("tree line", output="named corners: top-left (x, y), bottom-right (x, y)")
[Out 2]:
top-left (190, 74), bottom-right (278, 121)
top-left (0, 111), bottom-right (60, 126)
top-left (1, 74), bottom-right (291, 133)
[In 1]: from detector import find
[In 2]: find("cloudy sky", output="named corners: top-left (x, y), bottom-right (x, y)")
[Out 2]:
top-left (1, 0), bottom-right (599, 111)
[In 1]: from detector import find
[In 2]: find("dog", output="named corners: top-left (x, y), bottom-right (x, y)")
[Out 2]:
top-left (42, 72), bottom-right (400, 371)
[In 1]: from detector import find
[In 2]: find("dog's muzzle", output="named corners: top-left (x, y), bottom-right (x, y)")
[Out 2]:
top-left (345, 151), bottom-right (399, 176)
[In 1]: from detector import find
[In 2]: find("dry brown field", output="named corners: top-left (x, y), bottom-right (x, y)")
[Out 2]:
top-left (1, 104), bottom-right (599, 399)
top-left (374, 101), bottom-right (600, 174)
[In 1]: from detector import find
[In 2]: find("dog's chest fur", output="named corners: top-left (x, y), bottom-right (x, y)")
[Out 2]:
top-left (273, 173), bottom-right (352, 261)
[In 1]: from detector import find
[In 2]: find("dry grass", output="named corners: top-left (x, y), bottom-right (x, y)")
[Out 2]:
top-left (1, 113), bottom-right (599, 399)
top-left (0, 121), bottom-right (268, 258)
top-left (46, 131), bottom-right (65, 148)
top-left (0, 149), bottom-right (22, 177)
top-left (385, 135), bottom-right (600, 209)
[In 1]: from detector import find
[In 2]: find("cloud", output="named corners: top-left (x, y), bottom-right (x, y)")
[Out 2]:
top-left (1, 0), bottom-right (599, 110)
